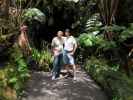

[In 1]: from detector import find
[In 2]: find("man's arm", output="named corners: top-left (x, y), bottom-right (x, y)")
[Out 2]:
top-left (71, 37), bottom-right (77, 55)
top-left (73, 42), bottom-right (77, 54)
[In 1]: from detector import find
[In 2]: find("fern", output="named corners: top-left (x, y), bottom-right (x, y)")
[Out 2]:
top-left (85, 13), bottom-right (102, 34)
top-left (23, 8), bottom-right (46, 23)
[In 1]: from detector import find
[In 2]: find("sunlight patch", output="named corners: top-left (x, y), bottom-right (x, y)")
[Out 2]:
top-left (65, 0), bottom-right (79, 3)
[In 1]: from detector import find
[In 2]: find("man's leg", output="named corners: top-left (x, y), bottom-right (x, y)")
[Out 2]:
top-left (68, 54), bottom-right (76, 80)
top-left (63, 51), bottom-right (71, 77)
top-left (72, 64), bottom-right (76, 80)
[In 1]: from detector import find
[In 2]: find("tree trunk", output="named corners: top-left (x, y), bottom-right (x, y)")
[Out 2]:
top-left (0, 0), bottom-right (10, 18)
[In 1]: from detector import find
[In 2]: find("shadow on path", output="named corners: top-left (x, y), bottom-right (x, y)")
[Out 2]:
top-left (22, 68), bottom-right (108, 100)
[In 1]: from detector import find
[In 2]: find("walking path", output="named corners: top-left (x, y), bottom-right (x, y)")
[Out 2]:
top-left (22, 68), bottom-right (108, 100)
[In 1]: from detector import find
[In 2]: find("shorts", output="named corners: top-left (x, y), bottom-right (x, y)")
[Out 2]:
top-left (63, 50), bottom-right (75, 65)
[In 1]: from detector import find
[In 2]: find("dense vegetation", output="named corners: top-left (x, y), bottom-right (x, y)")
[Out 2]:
top-left (0, 0), bottom-right (133, 100)
top-left (78, 13), bottom-right (133, 99)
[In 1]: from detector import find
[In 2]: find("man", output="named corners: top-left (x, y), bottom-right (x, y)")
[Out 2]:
top-left (63, 29), bottom-right (77, 80)
top-left (51, 31), bottom-right (64, 80)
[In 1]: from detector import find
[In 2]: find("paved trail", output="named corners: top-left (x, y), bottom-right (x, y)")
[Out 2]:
top-left (22, 68), bottom-right (108, 100)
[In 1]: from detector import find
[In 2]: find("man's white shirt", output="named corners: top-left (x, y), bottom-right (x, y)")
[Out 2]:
top-left (64, 36), bottom-right (77, 51)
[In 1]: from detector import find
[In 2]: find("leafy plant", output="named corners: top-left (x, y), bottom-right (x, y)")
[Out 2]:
top-left (23, 8), bottom-right (46, 23)
top-left (118, 23), bottom-right (133, 42)
top-left (31, 47), bottom-right (53, 71)
top-left (85, 13), bottom-right (102, 34)
top-left (8, 44), bottom-right (30, 95)
top-left (85, 56), bottom-right (133, 100)
top-left (78, 33), bottom-right (97, 47)
top-left (0, 16), bottom-right (29, 99)
top-left (78, 33), bottom-right (117, 51)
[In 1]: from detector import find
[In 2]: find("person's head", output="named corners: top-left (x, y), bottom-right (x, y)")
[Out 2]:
top-left (21, 20), bottom-right (28, 26)
top-left (20, 21), bottom-right (28, 33)
top-left (57, 31), bottom-right (63, 38)
top-left (65, 29), bottom-right (71, 37)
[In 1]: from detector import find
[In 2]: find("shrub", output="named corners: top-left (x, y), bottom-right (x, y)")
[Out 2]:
top-left (78, 33), bottom-right (97, 47)
top-left (85, 13), bottom-right (102, 34)
top-left (23, 8), bottom-right (46, 23)
top-left (85, 57), bottom-right (133, 100)
top-left (118, 23), bottom-right (133, 42)
top-left (0, 44), bottom-right (30, 99)
top-left (31, 47), bottom-right (53, 71)
top-left (78, 33), bottom-right (117, 51)
top-left (9, 44), bottom-right (30, 95)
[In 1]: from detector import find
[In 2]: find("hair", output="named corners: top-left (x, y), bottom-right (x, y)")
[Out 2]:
top-left (65, 29), bottom-right (70, 33)
top-left (57, 31), bottom-right (63, 36)
top-left (57, 30), bottom-right (63, 33)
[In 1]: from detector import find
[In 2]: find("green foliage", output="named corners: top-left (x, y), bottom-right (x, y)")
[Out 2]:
top-left (0, 16), bottom-right (29, 99)
top-left (78, 14), bottom-right (120, 51)
top-left (0, 68), bottom-right (8, 88)
top-left (100, 23), bottom-right (133, 43)
top-left (31, 47), bottom-right (53, 71)
top-left (78, 33), bottom-right (117, 51)
top-left (85, 13), bottom-right (102, 34)
top-left (101, 25), bottom-right (125, 33)
top-left (85, 57), bottom-right (133, 100)
top-left (0, 44), bottom-right (30, 99)
top-left (97, 40), bottom-right (117, 51)
top-left (23, 8), bottom-right (46, 23)
top-left (79, 12), bottom-right (133, 100)
top-left (85, 56), bottom-right (119, 78)
top-left (8, 44), bottom-right (30, 95)
top-left (118, 23), bottom-right (133, 42)
top-left (78, 33), bottom-right (97, 47)
top-left (0, 67), bottom-right (13, 100)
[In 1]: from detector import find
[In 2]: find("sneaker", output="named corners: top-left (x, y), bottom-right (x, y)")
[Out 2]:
top-left (73, 77), bottom-right (77, 81)
top-left (52, 75), bottom-right (56, 80)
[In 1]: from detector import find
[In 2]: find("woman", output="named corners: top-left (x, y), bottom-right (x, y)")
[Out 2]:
top-left (18, 22), bottom-right (31, 56)
top-left (51, 31), bottom-right (65, 80)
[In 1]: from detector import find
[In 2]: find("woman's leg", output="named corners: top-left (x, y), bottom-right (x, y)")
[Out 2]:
top-left (56, 53), bottom-right (63, 78)
top-left (52, 55), bottom-right (59, 79)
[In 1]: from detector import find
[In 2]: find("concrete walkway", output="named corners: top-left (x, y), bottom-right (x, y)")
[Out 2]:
top-left (22, 68), bottom-right (108, 100)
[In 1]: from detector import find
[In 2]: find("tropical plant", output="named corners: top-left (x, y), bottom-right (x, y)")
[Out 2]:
top-left (31, 47), bottom-right (53, 71)
top-left (23, 8), bottom-right (46, 23)
top-left (78, 33), bottom-right (117, 51)
top-left (0, 44), bottom-right (30, 99)
top-left (118, 23), bottom-right (133, 42)
top-left (85, 56), bottom-right (133, 100)
top-left (78, 33), bottom-right (96, 47)
top-left (85, 13), bottom-right (102, 34)
top-left (9, 44), bottom-right (30, 94)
